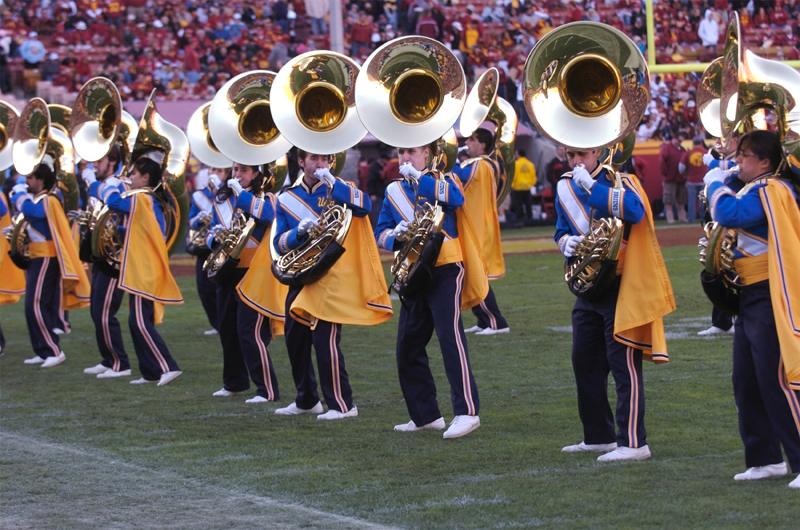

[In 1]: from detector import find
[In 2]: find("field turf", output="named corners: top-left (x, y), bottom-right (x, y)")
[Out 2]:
top-left (1, 234), bottom-right (798, 529)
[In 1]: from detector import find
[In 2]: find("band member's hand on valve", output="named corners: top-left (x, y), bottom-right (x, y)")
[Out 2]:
top-left (208, 225), bottom-right (224, 243)
top-left (208, 173), bottom-right (222, 192)
top-left (104, 176), bottom-right (121, 189)
top-left (563, 234), bottom-right (584, 257)
top-left (703, 167), bottom-right (735, 186)
top-left (391, 220), bottom-right (409, 240)
top-left (297, 217), bottom-right (319, 236)
top-left (81, 167), bottom-right (97, 185)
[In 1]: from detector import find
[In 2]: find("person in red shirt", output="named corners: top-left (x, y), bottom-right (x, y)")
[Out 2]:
top-left (565, 1), bottom-right (582, 23)
top-left (349, 11), bottom-right (372, 57)
top-left (771, 1), bottom-right (790, 27)
top-left (680, 136), bottom-right (709, 223)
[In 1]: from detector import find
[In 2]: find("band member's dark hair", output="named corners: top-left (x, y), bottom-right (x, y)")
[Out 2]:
top-left (297, 149), bottom-right (331, 164)
top-left (33, 163), bottom-right (57, 191)
top-left (473, 128), bottom-right (494, 154)
top-left (738, 129), bottom-right (798, 206)
top-left (133, 157), bottom-right (162, 188)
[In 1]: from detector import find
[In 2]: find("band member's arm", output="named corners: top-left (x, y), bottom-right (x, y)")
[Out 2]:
top-left (0, 197), bottom-right (6, 217)
top-left (205, 207), bottom-right (225, 249)
top-left (330, 179), bottom-right (371, 218)
top-left (11, 189), bottom-right (45, 219)
top-left (450, 163), bottom-right (473, 190)
top-left (273, 200), bottom-right (306, 254)
top-left (374, 194), bottom-right (404, 251)
top-left (707, 181), bottom-right (767, 229)
top-left (416, 173), bottom-right (465, 207)
top-left (235, 190), bottom-right (276, 225)
top-left (586, 178), bottom-right (645, 224)
top-left (189, 190), bottom-right (211, 229)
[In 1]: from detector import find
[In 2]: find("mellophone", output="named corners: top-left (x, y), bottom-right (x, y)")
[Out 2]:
top-left (3, 15), bottom-right (800, 357)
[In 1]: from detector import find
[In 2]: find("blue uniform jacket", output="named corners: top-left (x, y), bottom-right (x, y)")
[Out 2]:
top-left (708, 173), bottom-right (778, 260)
top-left (274, 178), bottom-right (370, 255)
top-left (188, 188), bottom-right (215, 230)
top-left (104, 187), bottom-right (167, 239)
top-left (205, 188), bottom-right (276, 248)
top-left (11, 190), bottom-right (52, 242)
top-left (553, 166), bottom-right (645, 255)
top-left (374, 173), bottom-right (465, 252)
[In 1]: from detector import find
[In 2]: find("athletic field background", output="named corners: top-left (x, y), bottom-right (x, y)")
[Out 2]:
top-left (1, 225), bottom-right (797, 529)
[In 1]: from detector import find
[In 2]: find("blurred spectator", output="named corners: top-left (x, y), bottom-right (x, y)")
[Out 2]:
top-left (20, 31), bottom-right (46, 69)
top-left (511, 149), bottom-right (536, 221)
top-left (680, 136), bottom-right (709, 224)
top-left (306, 0), bottom-right (329, 35)
top-left (416, 10), bottom-right (439, 39)
top-left (697, 9), bottom-right (720, 51)
top-left (544, 145), bottom-right (568, 190)
top-left (367, 148), bottom-right (390, 224)
top-left (41, 52), bottom-right (61, 81)
top-left (659, 131), bottom-right (688, 224)
top-left (350, 11), bottom-right (373, 57)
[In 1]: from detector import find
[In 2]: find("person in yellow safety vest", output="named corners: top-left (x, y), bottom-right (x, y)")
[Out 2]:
top-left (511, 149), bottom-right (537, 221)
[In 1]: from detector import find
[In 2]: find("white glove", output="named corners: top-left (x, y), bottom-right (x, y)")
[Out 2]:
top-left (702, 153), bottom-right (715, 167)
top-left (703, 167), bottom-right (733, 186)
top-left (697, 236), bottom-right (708, 248)
top-left (228, 177), bottom-right (243, 196)
top-left (571, 166), bottom-right (594, 190)
top-left (297, 217), bottom-right (319, 236)
top-left (208, 225), bottom-right (224, 242)
top-left (563, 235), bottom-right (584, 258)
top-left (390, 220), bottom-right (409, 240)
top-left (314, 168), bottom-right (336, 188)
top-left (11, 182), bottom-right (28, 196)
top-left (199, 211), bottom-right (212, 222)
top-left (81, 167), bottom-right (97, 185)
top-left (399, 163), bottom-right (422, 183)
top-left (208, 173), bottom-right (222, 192)
top-left (104, 176), bottom-right (122, 189)
top-left (1, 225), bottom-right (12, 236)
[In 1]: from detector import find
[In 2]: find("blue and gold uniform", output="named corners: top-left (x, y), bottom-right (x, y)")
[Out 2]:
top-left (555, 166), bottom-right (674, 452)
top-left (375, 171), bottom-right (487, 428)
top-left (86, 179), bottom-right (131, 374)
top-left (452, 156), bottom-right (508, 332)
top-left (102, 182), bottom-right (183, 382)
top-left (10, 186), bottom-right (90, 362)
top-left (707, 173), bottom-right (800, 473)
top-left (188, 186), bottom-right (218, 332)
top-left (206, 186), bottom-right (282, 401)
top-left (274, 176), bottom-right (384, 414)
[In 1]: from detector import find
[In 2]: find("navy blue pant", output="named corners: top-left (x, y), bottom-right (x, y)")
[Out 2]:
top-left (284, 284), bottom-right (353, 413)
top-left (90, 267), bottom-right (129, 371)
top-left (216, 269), bottom-right (251, 393)
top-left (128, 294), bottom-right (180, 381)
top-left (396, 262), bottom-right (479, 426)
top-left (25, 257), bottom-right (61, 359)
top-left (471, 285), bottom-right (508, 330)
top-left (237, 296), bottom-right (280, 400)
top-left (733, 280), bottom-right (800, 472)
top-left (571, 279), bottom-right (646, 448)
top-left (712, 306), bottom-right (733, 331)
top-left (196, 253), bottom-right (218, 331)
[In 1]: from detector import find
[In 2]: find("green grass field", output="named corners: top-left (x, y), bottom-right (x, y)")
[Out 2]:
top-left (1, 241), bottom-right (798, 529)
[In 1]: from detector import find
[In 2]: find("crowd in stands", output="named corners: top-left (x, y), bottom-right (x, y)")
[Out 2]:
top-left (1, 0), bottom-right (797, 151)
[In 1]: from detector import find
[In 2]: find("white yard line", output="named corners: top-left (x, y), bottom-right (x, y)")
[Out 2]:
top-left (0, 431), bottom-right (399, 530)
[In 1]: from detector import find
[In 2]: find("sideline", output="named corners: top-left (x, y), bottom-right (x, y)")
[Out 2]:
top-left (0, 431), bottom-right (398, 530)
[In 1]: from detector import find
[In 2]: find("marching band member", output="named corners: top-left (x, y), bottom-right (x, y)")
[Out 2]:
top-left (704, 130), bottom-right (800, 489)
top-left (452, 128), bottom-right (510, 335)
top-left (79, 148), bottom-right (133, 378)
top-left (206, 163), bottom-right (282, 404)
top-left (555, 148), bottom-right (674, 462)
top-left (273, 149), bottom-right (390, 420)
top-left (10, 163), bottom-right (90, 367)
top-left (374, 143), bottom-right (488, 439)
top-left (187, 166), bottom-right (220, 336)
top-left (0, 187), bottom-right (26, 356)
top-left (99, 157), bottom-right (183, 386)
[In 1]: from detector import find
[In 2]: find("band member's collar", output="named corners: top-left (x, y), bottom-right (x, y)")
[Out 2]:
top-left (299, 175), bottom-right (324, 194)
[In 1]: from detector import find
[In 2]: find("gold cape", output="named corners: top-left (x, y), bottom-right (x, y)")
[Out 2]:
top-left (761, 180), bottom-right (800, 390)
top-left (236, 223), bottom-right (288, 338)
top-left (44, 195), bottom-right (91, 310)
top-left (452, 177), bottom-right (490, 311)
top-left (118, 193), bottom-right (183, 323)
top-left (461, 156), bottom-right (505, 280)
top-left (290, 216), bottom-right (393, 329)
top-left (613, 173), bottom-right (676, 363)
top-left (0, 193), bottom-right (25, 305)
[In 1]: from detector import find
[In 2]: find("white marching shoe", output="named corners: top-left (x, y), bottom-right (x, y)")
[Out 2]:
top-left (245, 395), bottom-right (269, 404)
top-left (697, 325), bottom-right (734, 336)
top-left (475, 327), bottom-right (510, 336)
top-left (317, 407), bottom-right (359, 420)
top-left (84, 364), bottom-right (111, 375)
top-left (203, 329), bottom-right (218, 336)
top-left (789, 474), bottom-right (800, 489)
top-left (734, 462), bottom-right (788, 481)
top-left (443, 415), bottom-right (480, 439)
top-left (561, 441), bottom-right (618, 454)
top-left (597, 445), bottom-right (651, 462)
top-left (275, 401), bottom-right (324, 415)
top-left (212, 388), bottom-right (238, 397)
top-left (97, 369), bottom-right (131, 379)
top-left (130, 378), bottom-right (156, 384)
top-left (464, 325), bottom-right (485, 334)
top-left (394, 417), bottom-right (446, 432)
top-left (157, 371), bottom-right (182, 386)
top-left (24, 355), bottom-right (45, 365)
top-left (41, 352), bottom-right (66, 368)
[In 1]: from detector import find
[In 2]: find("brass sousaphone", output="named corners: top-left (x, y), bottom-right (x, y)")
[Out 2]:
top-left (522, 22), bottom-right (649, 300)
top-left (204, 70), bottom-right (291, 284)
top-left (355, 36), bottom-right (467, 297)
top-left (91, 90), bottom-right (190, 277)
top-left (0, 100), bottom-right (20, 171)
top-left (8, 98), bottom-right (77, 269)
top-left (268, 51), bottom-right (368, 286)
top-left (460, 67), bottom-right (518, 204)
